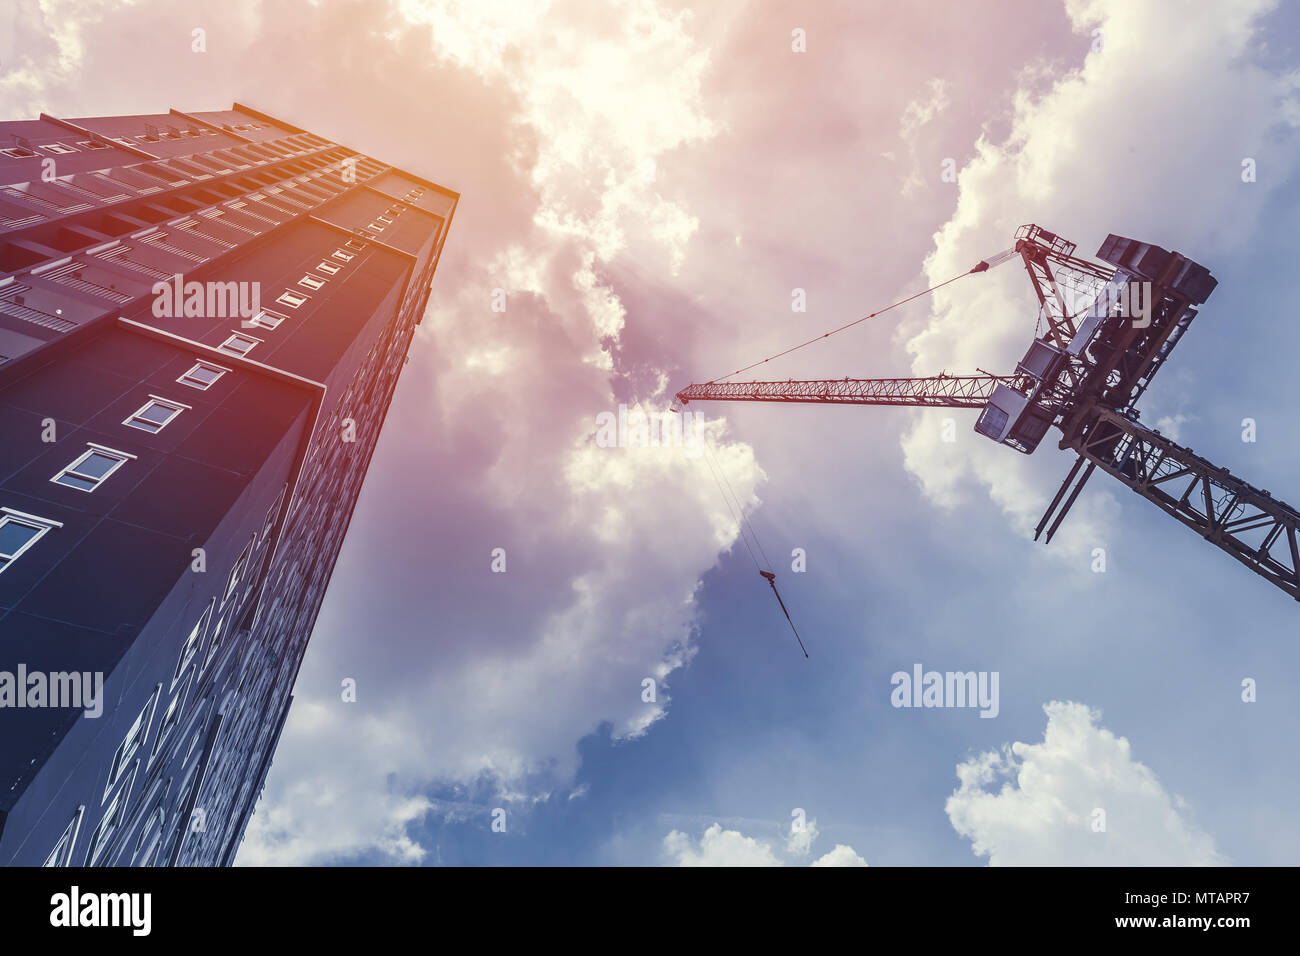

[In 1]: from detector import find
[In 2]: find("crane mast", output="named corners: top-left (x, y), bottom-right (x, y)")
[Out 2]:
top-left (675, 224), bottom-right (1300, 600)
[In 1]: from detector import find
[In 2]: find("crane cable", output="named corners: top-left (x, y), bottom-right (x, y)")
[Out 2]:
top-left (761, 571), bottom-right (808, 659)
top-left (699, 436), bottom-right (808, 658)
top-left (707, 250), bottom-right (1018, 384)
top-left (700, 438), bottom-right (762, 573)
top-left (685, 248), bottom-right (1021, 659)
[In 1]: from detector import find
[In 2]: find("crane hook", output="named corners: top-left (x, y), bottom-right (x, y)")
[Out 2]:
top-left (759, 570), bottom-right (809, 658)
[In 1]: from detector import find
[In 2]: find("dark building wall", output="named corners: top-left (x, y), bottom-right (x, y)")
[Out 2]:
top-left (0, 323), bottom-right (318, 862)
top-left (0, 104), bottom-right (455, 866)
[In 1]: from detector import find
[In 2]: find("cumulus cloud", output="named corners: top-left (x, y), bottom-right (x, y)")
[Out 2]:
top-left (665, 824), bottom-right (783, 867)
top-left (664, 820), bottom-right (867, 867)
top-left (898, 0), bottom-right (1300, 557)
top-left (946, 701), bottom-right (1222, 866)
top-left (810, 844), bottom-right (869, 867)
top-left (1, 0), bottom-right (762, 864)
top-left (230, 0), bottom-right (760, 863)
top-left (899, 77), bottom-right (951, 196)
top-left (12, 0), bottom-right (1276, 868)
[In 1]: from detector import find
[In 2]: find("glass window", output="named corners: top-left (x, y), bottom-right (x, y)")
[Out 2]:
top-left (132, 786), bottom-right (168, 865)
top-left (152, 678), bottom-right (189, 761)
top-left (174, 601), bottom-right (212, 686)
top-left (105, 686), bottom-right (159, 800)
top-left (245, 309), bottom-right (285, 330)
top-left (217, 332), bottom-right (260, 357)
top-left (0, 510), bottom-right (60, 573)
top-left (87, 767), bottom-right (135, 866)
top-left (52, 445), bottom-right (133, 493)
top-left (975, 405), bottom-right (1010, 440)
top-left (204, 613), bottom-right (228, 671)
top-left (0, 520), bottom-right (43, 566)
top-left (124, 397), bottom-right (187, 434)
top-left (224, 535), bottom-right (255, 601)
top-left (178, 360), bottom-right (228, 390)
top-left (43, 808), bottom-right (83, 867)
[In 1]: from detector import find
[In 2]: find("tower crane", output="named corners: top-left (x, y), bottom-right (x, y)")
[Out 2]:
top-left (676, 224), bottom-right (1300, 601)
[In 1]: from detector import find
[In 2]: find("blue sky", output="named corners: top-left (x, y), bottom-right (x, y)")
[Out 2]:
top-left (6, 0), bottom-right (1300, 865)
top-left (291, 0), bottom-right (1300, 867)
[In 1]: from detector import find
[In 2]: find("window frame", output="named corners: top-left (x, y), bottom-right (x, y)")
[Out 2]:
top-left (223, 534), bottom-right (255, 602)
top-left (131, 784), bottom-right (168, 866)
top-left (43, 806), bottom-right (85, 867)
top-left (0, 508), bottom-right (62, 574)
top-left (51, 443), bottom-right (136, 494)
top-left (182, 698), bottom-right (210, 764)
top-left (87, 765), bottom-right (136, 866)
top-left (244, 308), bottom-right (286, 331)
top-left (123, 395), bottom-right (190, 434)
top-left (263, 487), bottom-right (286, 541)
top-left (298, 273), bottom-right (326, 290)
top-left (151, 674), bottom-right (191, 765)
top-left (276, 290), bottom-right (310, 309)
top-left (177, 359), bottom-right (230, 391)
top-left (203, 611), bottom-right (229, 673)
top-left (173, 599), bottom-right (213, 689)
top-left (216, 331), bottom-right (262, 358)
top-left (103, 685), bottom-right (160, 802)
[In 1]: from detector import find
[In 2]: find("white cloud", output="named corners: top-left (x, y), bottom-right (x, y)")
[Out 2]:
top-left (899, 77), bottom-right (951, 196)
top-left (664, 820), bottom-right (867, 867)
top-left (239, 0), bottom-right (753, 863)
top-left (811, 844), bottom-right (868, 867)
top-left (899, 0), bottom-right (1300, 557)
top-left (402, 0), bottom-right (714, 274)
top-left (15, 0), bottom-right (1278, 869)
top-left (665, 823), bottom-right (784, 867)
top-left (0, 0), bottom-right (761, 866)
top-left (946, 701), bottom-right (1222, 865)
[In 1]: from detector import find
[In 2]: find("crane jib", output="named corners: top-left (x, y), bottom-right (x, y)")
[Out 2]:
top-left (671, 225), bottom-right (1300, 601)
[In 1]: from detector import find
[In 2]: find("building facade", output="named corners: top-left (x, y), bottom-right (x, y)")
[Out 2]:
top-left (0, 105), bottom-right (456, 865)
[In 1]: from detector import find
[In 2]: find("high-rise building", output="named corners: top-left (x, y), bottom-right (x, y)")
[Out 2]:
top-left (0, 105), bottom-right (456, 865)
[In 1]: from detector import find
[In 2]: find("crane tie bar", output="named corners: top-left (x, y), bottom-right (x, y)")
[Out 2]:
top-left (707, 254), bottom-right (1011, 384)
